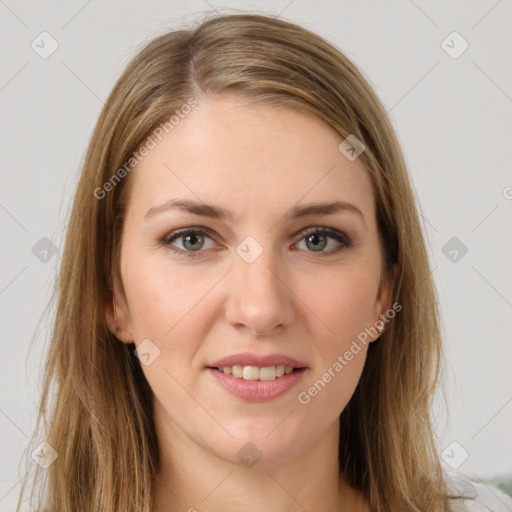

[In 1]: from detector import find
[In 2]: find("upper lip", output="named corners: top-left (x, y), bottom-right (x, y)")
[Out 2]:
top-left (208, 352), bottom-right (308, 369)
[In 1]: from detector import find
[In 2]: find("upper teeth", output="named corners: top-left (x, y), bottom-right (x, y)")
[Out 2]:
top-left (218, 365), bottom-right (295, 380)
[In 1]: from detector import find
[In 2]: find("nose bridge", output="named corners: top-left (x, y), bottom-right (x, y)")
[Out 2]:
top-left (225, 236), bottom-right (294, 335)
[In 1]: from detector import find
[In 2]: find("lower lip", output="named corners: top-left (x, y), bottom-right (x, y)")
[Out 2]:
top-left (207, 368), bottom-right (307, 402)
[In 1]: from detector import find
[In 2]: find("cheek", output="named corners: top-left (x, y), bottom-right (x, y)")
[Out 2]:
top-left (295, 271), bottom-right (373, 414)
top-left (121, 252), bottom-right (216, 341)
top-left (121, 257), bottom-right (214, 393)
top-left (298, 263), bottom-right (380, 349)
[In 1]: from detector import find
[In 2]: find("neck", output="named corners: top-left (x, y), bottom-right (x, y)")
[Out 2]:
top-left (151, 411), bottom-right (360, 512)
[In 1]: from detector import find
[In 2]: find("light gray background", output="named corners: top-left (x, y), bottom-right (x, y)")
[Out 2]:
top-left (1, 0), bottom-right (511, 509)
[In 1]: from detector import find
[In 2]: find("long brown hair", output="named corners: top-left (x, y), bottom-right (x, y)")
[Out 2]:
top-left (18, 12), bottom-right (462, 511)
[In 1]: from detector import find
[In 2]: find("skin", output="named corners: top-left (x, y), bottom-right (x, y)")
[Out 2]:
top-left (106, 95), bottom-right (395, 511)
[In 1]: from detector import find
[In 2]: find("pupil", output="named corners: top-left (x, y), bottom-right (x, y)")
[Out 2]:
top-left (184, 234), bottom-right (203, 250)
top-left (307, 234), bottom-right (326, 251)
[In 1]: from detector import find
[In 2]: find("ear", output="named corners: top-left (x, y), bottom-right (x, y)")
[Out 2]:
top-left (105, 284), bottom-right (135, 344)
top-left (370, 263), bottom-right (398, 342)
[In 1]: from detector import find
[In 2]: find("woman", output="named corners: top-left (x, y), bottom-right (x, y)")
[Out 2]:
top-left (17, 12), bottom-right (512, 512)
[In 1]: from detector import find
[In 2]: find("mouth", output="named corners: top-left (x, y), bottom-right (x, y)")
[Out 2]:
top-left (206, 353), bottom-right (308, 402)
top-left (209, 364), bottom-right (302, 381)
top-left (207, 366), bottom-right (307, 402)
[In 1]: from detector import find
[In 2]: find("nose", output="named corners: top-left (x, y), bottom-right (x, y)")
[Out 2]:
top-left (224, 246), bottom-right (295, 337)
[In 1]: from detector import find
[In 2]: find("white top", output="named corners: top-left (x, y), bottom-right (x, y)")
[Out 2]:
top-left (447, 471), bottom-right (512, 512)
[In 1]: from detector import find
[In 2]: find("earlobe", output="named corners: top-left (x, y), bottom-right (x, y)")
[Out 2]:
top-left (371, 263), bottom-right (398, 342)
top-left (104, 289), bottom-right (134, 344)
top-left (380, 263), bottom-right (398, 312)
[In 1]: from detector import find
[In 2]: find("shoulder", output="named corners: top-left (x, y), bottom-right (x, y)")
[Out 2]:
top-left (446, 470), bottom-right (512, 512)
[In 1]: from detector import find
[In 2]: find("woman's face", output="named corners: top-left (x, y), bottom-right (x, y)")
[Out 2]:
top-left (111, 95), bottom-right (393, 467)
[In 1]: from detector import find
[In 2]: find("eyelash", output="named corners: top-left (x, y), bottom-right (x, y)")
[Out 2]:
top-left (161, 226), bottom-right (353, 259)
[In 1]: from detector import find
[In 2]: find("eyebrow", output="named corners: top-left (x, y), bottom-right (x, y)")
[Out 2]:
top-left (144, 198), bottom-right (366, 227)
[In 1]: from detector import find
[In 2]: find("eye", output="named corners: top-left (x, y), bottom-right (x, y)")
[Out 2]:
top-left (294, 227), bottom-right (352, 256)
top-left (161, 226), bottom-right (353, 259)
top-left (162, 228), bottom-right (216, 258)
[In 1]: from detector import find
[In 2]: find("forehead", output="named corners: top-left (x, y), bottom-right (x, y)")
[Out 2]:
top-left (125, 96), bottom-right (375, 224)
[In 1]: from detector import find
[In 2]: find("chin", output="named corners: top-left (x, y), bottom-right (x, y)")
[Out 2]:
top-left (205, 425), bottom-right (307, 469)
